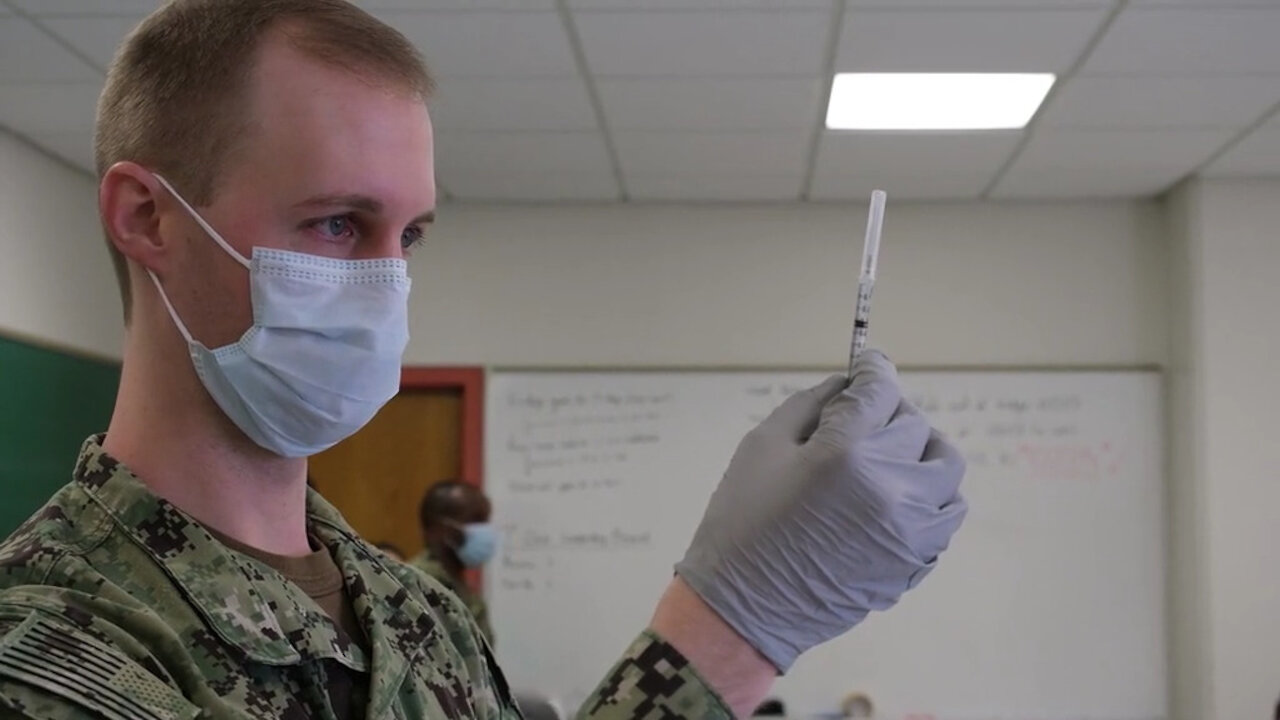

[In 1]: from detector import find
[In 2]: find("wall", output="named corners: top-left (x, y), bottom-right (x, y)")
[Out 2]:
top-left (0, 129), bottom-right (122, 531)
top-left (1194, 179), bottom-right (1280, 720)
top-left (0, 334), bottom-right (119, 535)
top-left (1164, 180), bottom-right (1211, 720)
top-left (0, 126), bottom-right (1167, 371)
top-left (0, 130), bottom-right (121, 359)
top-left (406, 201), bottom-right (1168, 368)
top-left (1166, 177), bottom-right (1280, 720)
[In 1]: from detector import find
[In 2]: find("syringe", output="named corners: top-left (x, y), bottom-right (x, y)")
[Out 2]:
top-left (847, 190), bottom-right (886, 378)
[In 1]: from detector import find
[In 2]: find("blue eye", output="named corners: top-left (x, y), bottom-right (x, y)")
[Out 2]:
top-left (402, 225), bottom-right (426, 251)
top-left (322, 216), bottom-right (352, 238)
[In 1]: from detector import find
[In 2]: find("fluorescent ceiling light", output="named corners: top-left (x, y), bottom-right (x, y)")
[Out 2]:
top-left (826, 73), bottom-right (1055, 131)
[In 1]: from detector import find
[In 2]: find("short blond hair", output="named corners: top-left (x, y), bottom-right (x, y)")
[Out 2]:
top-left (96, 0), bottom-right (434, 321)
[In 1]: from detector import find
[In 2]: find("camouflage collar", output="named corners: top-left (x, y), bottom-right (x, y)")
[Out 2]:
top-left (306, 495), bottom-right (450, 714)
top-left (72, 436), bottom-right (372, 670)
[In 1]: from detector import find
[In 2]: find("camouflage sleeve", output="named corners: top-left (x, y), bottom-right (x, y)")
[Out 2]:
top-left (576, 631), bottom-right (733, 720)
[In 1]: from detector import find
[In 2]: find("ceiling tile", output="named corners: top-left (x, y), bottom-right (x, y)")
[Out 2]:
top-left (597, 77), bottom-right (823, 131)
top-left (837, 8), bottom-right (1108, 72)
top-left (992, 165), bottom-right (1197, 198)
top-left (811, 131), bottom-right (1021, 200)
top-left (0, 17), bottom-right (101, 81)
top-left (1042, 76), bottom-right (1280, 129)
top-left (1203, 120), bottom-right (1280, 178)
top-left (375, 11), bottom-right (576, 78)
top-left (0, 82), bottom-right (102, 136)
top-left (9, 0), bottom-right (161, 15)
top-left (576, 11), bottom-right (828, 77)
top-left (435, 131), bottom-right (614, 178)
top-left (25, 131), bottom-right (95, 172)
top-left (1011, 127), bottom-right (1232, 169)
top-left (443, 171), bottom-right (619, 202)
top-left (627, 174), bottom-right (803, 201)
top-left (995, 128), bottom-right (1233, 196)
top-left (41, 15), bottom-right (144, 69)
top-left (613, 130), bottom-right (810, 176)
top-left (1083, 8), bottom-right (1280, 74)
top-left (430, 78), bottom-right (597, 131)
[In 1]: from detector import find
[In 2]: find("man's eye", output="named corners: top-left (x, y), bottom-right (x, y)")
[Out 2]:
top-left (402, 225), bottom-right (426, 250)
top-left (321, 216), bottom-right (353, 238)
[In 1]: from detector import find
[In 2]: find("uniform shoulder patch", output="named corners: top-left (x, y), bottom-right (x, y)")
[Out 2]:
top-left (0, 613), bottom-right (199, 720)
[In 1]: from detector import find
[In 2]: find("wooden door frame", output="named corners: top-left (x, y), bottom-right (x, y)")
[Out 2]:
top-left (400, 366), bottom-right (484, 489)
top-left (400, 366), bottom-right (486, 591)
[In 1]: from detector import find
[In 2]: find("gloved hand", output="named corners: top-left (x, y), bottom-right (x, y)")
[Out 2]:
top-left (674, 351), bottom-right (967, 672)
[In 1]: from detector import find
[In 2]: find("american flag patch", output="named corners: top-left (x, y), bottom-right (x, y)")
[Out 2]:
top-left (0, 613), bottom-right (199, 720)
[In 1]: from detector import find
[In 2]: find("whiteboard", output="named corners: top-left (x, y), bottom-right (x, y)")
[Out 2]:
top-left (485, 370), bottom-right (1166, 720)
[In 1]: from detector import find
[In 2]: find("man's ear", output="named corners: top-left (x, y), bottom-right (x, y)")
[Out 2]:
top-left (441, 524), bottom-right (465, 549)
top-left (99, 162), bottom-right (170, 274)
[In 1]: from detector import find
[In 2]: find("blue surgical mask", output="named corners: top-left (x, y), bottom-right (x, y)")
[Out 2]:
top-left (454, 523), bottom-right (499, 568)
top-left (148, 174), bottom-right (411, 458)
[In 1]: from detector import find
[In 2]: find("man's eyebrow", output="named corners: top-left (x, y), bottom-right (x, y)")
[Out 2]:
top-left (294, 194), bottom-right (435, 224)
top-left (294, 194), bottom-right (384, 214)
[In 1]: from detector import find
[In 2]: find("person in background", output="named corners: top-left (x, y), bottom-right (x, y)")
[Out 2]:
top-left (374, 541), bottom-right (405, 563)
top-left (409, 481), bottom-right (497, 644)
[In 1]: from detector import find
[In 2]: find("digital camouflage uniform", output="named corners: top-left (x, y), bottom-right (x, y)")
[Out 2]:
top-left (406, 551), bottom-right (493, 647)
top-left (0, 437), bottom-right (731, 719)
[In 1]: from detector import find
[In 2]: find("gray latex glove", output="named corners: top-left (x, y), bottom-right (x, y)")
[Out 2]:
top-left (674, 351), bottom-right (967, 672)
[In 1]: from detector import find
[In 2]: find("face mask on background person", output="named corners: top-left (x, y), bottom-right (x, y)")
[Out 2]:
top-left (452, 523), bottom-right (500, 567)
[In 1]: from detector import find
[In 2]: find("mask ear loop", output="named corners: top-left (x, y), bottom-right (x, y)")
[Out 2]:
top-left (145, 173), bottom-right (253, 345)
top-left (147, 270), bottom-right (197, 346)
top-left (152, 174), bottom-right (251, 269)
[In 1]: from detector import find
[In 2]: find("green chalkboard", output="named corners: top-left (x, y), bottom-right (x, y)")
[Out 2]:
top-left (0, 335), bottom-right (119, 536)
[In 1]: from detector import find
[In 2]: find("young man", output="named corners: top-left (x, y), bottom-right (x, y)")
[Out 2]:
top-left (0, 1), bottom-right (967, 718)
top-left (409, 481), bottom-right (497, 644)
